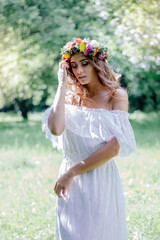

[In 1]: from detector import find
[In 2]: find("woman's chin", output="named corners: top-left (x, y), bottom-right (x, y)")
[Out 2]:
top-left (79, 79), bottom-right (89, 85)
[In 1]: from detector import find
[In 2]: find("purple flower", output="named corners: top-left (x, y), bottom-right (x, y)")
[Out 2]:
top-left (86, 44), bottom-right (93, 51)
top-left (99, 53), bottom-right (105, 60)
top-left (72, 42), bottom-right (76, 46)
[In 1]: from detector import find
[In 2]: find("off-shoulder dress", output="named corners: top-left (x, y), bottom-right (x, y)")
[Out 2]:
top-left (42, 104), bottom-right (136, 240)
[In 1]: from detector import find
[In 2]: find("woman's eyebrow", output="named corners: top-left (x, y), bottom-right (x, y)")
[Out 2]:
top-left (71, 59), bottom-right (88, 64)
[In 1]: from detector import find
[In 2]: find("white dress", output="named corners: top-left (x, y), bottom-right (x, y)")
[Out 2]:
top-left (42, 104), bottom-right (136, 240)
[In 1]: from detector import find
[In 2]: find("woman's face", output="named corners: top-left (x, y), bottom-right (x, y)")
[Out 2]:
top-left (70, 52), bottom-right (98, 85)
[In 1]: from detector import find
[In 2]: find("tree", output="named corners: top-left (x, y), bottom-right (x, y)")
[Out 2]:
top-left (0, 0), bottom-right (101, 118)
top-left (0, 0), bottom-right (159, 117)
top-left (96, 0), bottom-right (160, 111)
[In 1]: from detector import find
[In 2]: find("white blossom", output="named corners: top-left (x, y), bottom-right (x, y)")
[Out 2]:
top-left (90, 40), bottom-right (99, 48)
top-left (64, 42), bottom-right (72, 51)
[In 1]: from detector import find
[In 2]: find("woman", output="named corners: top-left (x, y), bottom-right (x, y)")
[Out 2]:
top-left (42, 38), bottom-right (136, 240)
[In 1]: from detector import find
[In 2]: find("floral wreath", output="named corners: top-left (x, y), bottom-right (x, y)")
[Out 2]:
top-left (60, 38), bottom-right (109, 61)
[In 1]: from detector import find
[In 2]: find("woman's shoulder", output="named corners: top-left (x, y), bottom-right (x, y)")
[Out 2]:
top-left (113, 88), bottom-right (128, 100)
top-left (112, 88), bottom-right (129, 112)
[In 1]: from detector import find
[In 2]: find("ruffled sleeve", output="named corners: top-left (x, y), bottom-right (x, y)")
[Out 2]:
top-left (41, 104), bottom-right (136, 157)
top-left (64, 105), bottom-right (136, 158)
top-left (41, 107), bottom-right (63, 151)
top-left (104, 110), bottom-right (137, 157)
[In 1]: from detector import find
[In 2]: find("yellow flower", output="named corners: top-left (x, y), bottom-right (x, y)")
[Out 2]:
top-left (64, 52), bottom-right (70, 59)
top-left (79, 42), bottom-right (86, 52)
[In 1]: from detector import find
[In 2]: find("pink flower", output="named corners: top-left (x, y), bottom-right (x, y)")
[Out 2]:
top-left (84, 44), bottom-right (93, 56)
top-left (84, 48), bottom-right (89, 56)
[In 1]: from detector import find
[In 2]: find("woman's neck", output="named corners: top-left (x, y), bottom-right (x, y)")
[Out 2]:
top-left (85, 81), bottom-right (106, 98)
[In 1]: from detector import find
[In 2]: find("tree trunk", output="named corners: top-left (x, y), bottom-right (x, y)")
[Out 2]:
top-left (15, 98), bottom-right (33, 120)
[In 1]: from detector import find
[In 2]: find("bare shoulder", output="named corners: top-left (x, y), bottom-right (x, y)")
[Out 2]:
top-left (113, 88), bottom-right (128, 100)
top-left (112, 88), bottom-right (129, 112)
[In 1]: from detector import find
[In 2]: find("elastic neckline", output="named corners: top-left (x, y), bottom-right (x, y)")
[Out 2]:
top-left (65, 104), bottom-right (129, 115)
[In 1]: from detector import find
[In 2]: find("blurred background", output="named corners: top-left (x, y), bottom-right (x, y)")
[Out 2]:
top-left (0, 0), bottom-right (160, 239)
top-left (0, 0), bottom-right (159, 117)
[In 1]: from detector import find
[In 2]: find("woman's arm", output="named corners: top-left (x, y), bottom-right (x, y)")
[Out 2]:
top-left (54, 89), bottom-right (128, 198)
top-left (68, 136), bottom-right (120, 177)
top-left (48, 61), bottom-right (69, 135)
top-left (55, 137), bottom-right (120, 198)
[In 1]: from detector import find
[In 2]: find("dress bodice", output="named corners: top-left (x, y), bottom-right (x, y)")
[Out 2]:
top-left (42, 104), bottom-right (136, 159)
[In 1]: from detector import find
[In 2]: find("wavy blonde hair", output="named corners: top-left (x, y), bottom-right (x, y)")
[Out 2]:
top-left (65, 54), bottom-right (126, 108)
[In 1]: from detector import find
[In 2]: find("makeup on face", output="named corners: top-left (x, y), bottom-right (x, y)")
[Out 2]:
top-left (70, 58), bottom-right (89, 81)
top-left (70, 59), bottom-right (89, 69)
top-left (70, 53), bottom-right (99, 86)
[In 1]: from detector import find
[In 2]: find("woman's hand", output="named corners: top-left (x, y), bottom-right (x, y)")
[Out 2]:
top-left (58, 60), bottom-right (70, 86)
top-left (54, 171), bottom-right (74, 198)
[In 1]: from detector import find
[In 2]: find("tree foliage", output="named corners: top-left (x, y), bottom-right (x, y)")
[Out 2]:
top-left (0, 0), bottom-right (159, 118)
top-left (98, 0), bottom-right (160, 111)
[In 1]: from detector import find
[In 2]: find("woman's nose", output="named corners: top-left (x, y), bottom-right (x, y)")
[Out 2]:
top-left (77, 66), bottom-right (83, 73)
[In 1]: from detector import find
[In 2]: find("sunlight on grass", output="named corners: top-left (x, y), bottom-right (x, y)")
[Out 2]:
top-left (0, 110), bottom-right (160, 240)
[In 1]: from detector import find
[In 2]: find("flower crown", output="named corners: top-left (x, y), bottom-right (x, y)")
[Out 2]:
top-left (60, 38), bottom-right (109, 61)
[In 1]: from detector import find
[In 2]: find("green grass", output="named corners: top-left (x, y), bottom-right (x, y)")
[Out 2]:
top-left (0, 110), bottom-right (160, 240)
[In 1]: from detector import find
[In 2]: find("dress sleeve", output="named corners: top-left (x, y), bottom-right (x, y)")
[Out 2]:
top-left (41, 107), bottom-right (63, 151)
top-left (107, 111), bottom-right (137, 157)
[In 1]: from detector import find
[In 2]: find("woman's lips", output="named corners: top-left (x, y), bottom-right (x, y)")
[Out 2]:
top-left (79, 76), bottom-right (86, 79)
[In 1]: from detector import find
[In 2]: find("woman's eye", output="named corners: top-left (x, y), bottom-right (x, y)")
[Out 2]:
top-left (82, 62), bottom-right (89, 66)
top-left (71, 62), bottom-right (89, 69)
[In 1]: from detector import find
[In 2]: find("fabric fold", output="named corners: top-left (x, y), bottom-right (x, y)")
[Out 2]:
top-left (101, 111), bottom-right (137, 157)
top-left (41, 107), bottom-right (63, 151)
top-left (64, 104), bottom-right (136, 157)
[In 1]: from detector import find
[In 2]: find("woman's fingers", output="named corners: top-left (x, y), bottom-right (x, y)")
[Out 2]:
top-left (58, 62), bottom-right (68, 84)
top-left (60, 60), bottom-right (69, 71)
top-left (62, 188), bottom-right (67, 197)
top-left (54, 182), bottom-right (60, 192)
top-left (54, 184), bottom-right (66, 199)
top-left (54, 182), bottom-right (64, 198)
top-left (54, 182), bottom-right (57, 192)
top-left (54, 172), bottom-right (73, 198)
top-left (59, 189), bottom-right (64, 198)
top-left (60, 188), bottom-right (67, 199)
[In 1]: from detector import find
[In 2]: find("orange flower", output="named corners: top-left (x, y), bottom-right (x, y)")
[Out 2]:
top-left (62, 55), bottom-right (66, 60)
top-left (75, 38), bottom-right (82, 44)
top-left (91, 48), bottom-right (97, 56)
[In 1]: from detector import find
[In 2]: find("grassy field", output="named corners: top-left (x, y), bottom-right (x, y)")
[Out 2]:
top-left (0, 110), bottom-right (160, 240)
